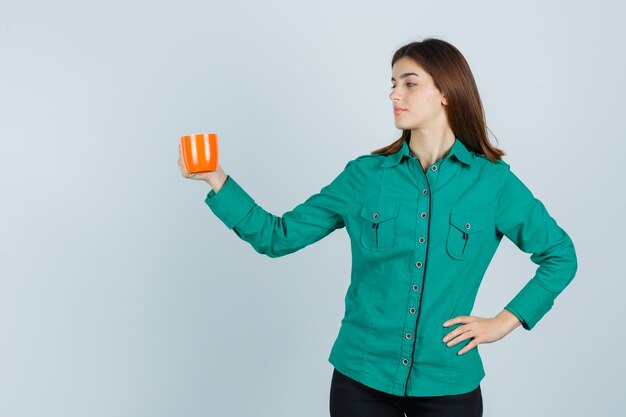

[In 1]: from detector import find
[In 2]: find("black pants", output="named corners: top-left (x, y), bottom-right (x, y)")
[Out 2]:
top-left (329, 368), bottom-right (483, 417)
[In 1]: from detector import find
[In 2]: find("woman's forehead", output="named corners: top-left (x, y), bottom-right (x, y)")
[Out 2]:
top-left (392, 61), bottom-right (429, 81)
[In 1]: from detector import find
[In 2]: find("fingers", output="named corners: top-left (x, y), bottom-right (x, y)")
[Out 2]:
top-left (457, 340), bottom-right (478, 356)
top-left (178, 144), bottom-right (189, 176)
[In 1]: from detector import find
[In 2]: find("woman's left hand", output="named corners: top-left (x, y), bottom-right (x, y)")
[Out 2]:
top-left (442, 312), bottom-right (521, 355)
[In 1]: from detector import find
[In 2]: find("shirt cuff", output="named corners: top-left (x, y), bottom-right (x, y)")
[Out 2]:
top-left (504, 279), bottom-right (556, 331)
top-left (204, 175), bottom-right (256, 230)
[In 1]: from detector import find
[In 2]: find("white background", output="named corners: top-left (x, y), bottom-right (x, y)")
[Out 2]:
top-left (1, 1), bottom-right (623, 416)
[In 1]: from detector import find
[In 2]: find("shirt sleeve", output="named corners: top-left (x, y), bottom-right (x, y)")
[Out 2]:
top-left (204, 160), bottom-right (356, 258)
top-left (494, 164), bottom-right (578, 330)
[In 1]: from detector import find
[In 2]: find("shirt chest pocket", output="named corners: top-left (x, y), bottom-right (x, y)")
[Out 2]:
top-left (446, 209), bottom-right (485, 260)
top-left (359, 201), bottom-right (400, 252)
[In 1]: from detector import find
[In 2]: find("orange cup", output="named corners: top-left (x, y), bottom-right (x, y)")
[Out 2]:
top-left (180, 133), bottom-right (219, 173)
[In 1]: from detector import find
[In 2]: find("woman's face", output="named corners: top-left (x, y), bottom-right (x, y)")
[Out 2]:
top-left (389, 56), bottom-right (447, 131)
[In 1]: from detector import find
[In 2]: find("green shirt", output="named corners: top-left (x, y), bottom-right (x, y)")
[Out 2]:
top-left (204, 137), bottom-right (578, 397)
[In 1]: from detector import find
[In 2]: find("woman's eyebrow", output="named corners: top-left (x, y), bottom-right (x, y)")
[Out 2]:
top-left (391, 72), bottom-right (419, 82)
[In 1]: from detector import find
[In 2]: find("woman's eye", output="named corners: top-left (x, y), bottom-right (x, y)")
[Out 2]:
top-left (390, 83), bottom-right (416, 89)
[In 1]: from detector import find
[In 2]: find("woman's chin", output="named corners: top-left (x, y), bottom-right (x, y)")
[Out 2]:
top-left (394, 122), bottom-right (412, 130)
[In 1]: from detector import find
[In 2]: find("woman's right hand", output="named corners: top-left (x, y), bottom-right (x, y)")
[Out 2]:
top-left (177, 143), bottom-right (228, 190)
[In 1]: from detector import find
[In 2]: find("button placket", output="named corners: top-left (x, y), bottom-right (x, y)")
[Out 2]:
top-left (401, 151), bottom-right (447, 395)
top-left (402, 184), bottom-right (430, 377)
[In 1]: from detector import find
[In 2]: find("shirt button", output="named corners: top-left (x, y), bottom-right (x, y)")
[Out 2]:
top-left (431, 165), bottom-right (438, 171)
top-left (373, 213), bottom-right (379, 220)
top-left (403, 359), bottom-right (409, 365)
top-left (420, 212), bottom-right (427, 218)
top-left (465, 223), bottom-right (471, 230)
top-left (410, 307), bottom-right (416, 314)
top-left (422, 188), bottom-right (428, 195)
top-left (418, 237), bottom-right (425, 243)
top-left (412, 284), bottom-right (419, 291)
top-left (415, 261), bottom-right (422, 268)
top-left (406, 333), bottom-right (412, 339)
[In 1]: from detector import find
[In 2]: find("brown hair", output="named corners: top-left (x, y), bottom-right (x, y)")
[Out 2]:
top-left (372, 38), bottom-right (505, 162)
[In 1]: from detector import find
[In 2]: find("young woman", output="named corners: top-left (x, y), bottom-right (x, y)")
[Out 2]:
top-left (177, 38), bottom-right (578, 417)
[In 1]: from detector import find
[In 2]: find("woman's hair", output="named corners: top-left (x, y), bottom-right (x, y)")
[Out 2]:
top-left (373, 38), bottom-right (505, 162)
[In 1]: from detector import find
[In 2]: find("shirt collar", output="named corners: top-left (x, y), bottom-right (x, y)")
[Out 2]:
top-left (380, 137), bottom-right (475, 168)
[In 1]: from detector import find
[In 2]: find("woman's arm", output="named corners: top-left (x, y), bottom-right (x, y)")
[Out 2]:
top-left (204, 164), bottom-right (229, 193)
top-left (494, 164), bottom-right (578, 331)
top-left (204, 160), bottom-right (356, 258)
top-left (494, 308), bottom-right (523, 333)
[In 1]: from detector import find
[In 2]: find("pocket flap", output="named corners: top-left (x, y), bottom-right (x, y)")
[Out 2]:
top-left (359, 201), bottom-right (400, 223)
top-left (450, 209), bottom-right (485, 233)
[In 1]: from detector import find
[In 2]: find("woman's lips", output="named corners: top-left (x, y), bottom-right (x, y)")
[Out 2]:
top-left (394, 108), bottom-right (407, 115)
